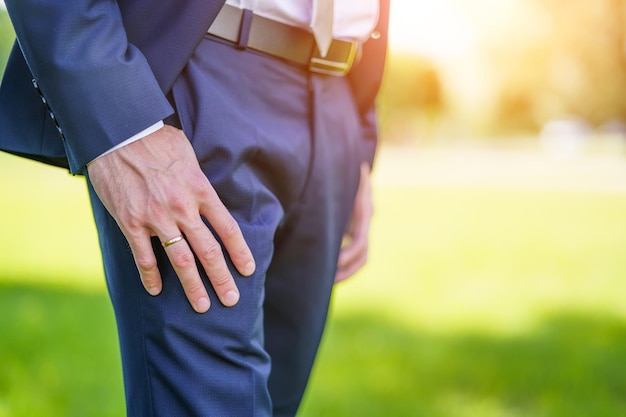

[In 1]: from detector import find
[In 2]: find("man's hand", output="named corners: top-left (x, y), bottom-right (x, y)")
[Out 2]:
top-left (335, 162), bottom-right (374, 283)
top-left (87, 125), bottom-right (256, 313)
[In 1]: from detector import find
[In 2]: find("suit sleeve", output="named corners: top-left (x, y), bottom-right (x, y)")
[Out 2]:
top-left (5, 0), bottom-right (174, 174)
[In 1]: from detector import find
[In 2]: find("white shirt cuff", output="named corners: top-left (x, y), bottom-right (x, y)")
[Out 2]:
top-left (88, 120), bottom-right (164, 165)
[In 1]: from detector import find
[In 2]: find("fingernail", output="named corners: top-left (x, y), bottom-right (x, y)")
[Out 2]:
top-left (196, 297), bottom-right (210, 313)
top-left (148, 286), bottom-right (161, 296)
top-left (243, 261), bottom-right (256, 276)
top-left (224, 290), bottom-right (240, 307)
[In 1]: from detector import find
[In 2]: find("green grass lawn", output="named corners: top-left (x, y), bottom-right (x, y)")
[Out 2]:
top-left (2, 146), bottom-right (626, 416)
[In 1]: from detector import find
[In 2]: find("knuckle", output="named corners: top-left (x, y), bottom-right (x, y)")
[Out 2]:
top-left (220, 217), bottom-right (240, 239)
top-left (185, 281), bottom-right (206, 296)
top-left (170, 250), bottom-right (196, 268)
top-left (191, 174), bottom-right (210, 195)
top-left (168, 192), bottom-right (190, 213)
top-left (210, 272), bottom-right (233, 289)
top-left (186, 220), bottom-right (207, 236)
top-left (136, 256), bottom-right (158, 273)
top-left (198, 242), bottom-right (224, 264)
top-left (125, 219), bottom-right (146, 234)
top-left (235, 245), bottom-right (251, 260)
top-left (118, 207), bottom-right (149, 232)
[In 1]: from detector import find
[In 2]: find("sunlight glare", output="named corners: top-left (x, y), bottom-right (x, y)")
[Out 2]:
top-left (388, 0), bottom-right (478, 62)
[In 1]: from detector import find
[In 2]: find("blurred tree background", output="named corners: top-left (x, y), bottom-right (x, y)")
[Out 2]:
top-left (380, 0), bottom-right (626, 142)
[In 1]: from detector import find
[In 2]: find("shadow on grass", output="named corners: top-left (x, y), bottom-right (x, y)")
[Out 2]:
top-left (302, 310), bottom-right (626, 417)
top-left (3, 281), bottom-right (626, 417)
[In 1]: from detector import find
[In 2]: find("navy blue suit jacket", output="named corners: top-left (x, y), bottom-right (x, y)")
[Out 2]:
top-left (0, 0), bottom-right (388, 174)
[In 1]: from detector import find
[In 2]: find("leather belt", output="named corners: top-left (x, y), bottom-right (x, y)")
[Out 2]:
top-left (207, 4), bottom-right (359, 76)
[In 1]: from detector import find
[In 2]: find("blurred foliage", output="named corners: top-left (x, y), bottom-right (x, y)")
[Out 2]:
top-left (0, 9), bottom-right (13, 75)
top-left (379, 0), bottom-right (626, 141)
top-left (378, 53), bottom-right (445, 143)
top-left (486, 0), bottom-right (626, 134)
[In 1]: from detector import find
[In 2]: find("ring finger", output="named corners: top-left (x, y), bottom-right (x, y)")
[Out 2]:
top-left (161, 232), bottom-right (211, 313)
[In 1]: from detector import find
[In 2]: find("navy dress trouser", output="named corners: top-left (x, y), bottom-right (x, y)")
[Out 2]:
top-left (87, 35), bottom-right (363, 416)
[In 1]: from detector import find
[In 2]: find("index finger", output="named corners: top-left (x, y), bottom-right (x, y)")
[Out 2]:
top-left (200, 188), bottom-right (256, 277)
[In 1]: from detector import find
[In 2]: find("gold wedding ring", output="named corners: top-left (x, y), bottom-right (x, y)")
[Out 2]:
top-left (162, 235), bottom-right (184, 248)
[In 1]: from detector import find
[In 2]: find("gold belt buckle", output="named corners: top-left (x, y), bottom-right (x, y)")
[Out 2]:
top-left (309, 40), bottom-right (359, 77)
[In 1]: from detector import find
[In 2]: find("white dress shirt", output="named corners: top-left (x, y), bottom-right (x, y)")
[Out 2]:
top-left (91, 0), bottom-right (379, 163)
top-left (226, 0), bottom-right (379, 42)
